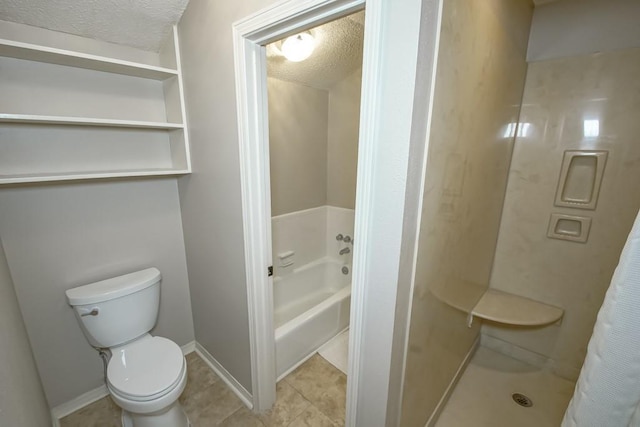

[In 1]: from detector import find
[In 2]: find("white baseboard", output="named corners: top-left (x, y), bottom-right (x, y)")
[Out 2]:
top-left (51, 384), bottom-right (109, 425)
top-left (425, 336), bottom-right (479, 427)
top-left (195, 342), bottom-right (253, 409)
top-left (50, 339), bottom-right (198, 425)
top-left (181, 340), bottom-right (197, 355)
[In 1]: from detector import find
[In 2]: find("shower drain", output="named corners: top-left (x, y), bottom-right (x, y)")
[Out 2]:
top-left (512, 393), bottom-right (533, 407)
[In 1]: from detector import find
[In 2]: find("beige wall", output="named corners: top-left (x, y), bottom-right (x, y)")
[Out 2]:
top-left (177, 0), bottom-right (279, 393)
top-left (268, 69), bottom-right (361, 216)
top-left (400, 0), bottom-right (532, 425)
top-left (0, 179), bottom-right (194, 407)
top-left (485, 48), bottom-right (640, 380)
top-left (0, 239), bottom-right (50, 426)
top-left (528, 0), bottom-right (640, 61)
top-left (327, 68), bottom-right (362, 210)
top-left (268, 78), bottom-right (329, 216)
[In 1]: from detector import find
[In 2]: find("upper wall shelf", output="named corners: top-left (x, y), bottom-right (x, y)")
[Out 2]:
top-left (468, 289), bottom-right (564, 327)
top-left (0, 114), bottom-right (184, 130)
top-left (0, 25), bottom-right (191, 184)
top-left (0, 38), bottom-right (178, 80)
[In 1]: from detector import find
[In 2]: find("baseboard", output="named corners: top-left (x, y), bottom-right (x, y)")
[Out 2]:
top-left (195, 342), bottom-right (253, 409)
top-left (50, 339), bottom-right (197, 425)
top-left (425, 336), bottom-right (479, 427)
top-left (181, 340), bottom-right (197, 355)
top-left (50, 384), bottom-right (109, 425)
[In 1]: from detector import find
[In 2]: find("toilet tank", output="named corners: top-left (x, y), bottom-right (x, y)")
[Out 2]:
top-left (65, 268), bottom-right (161, 348)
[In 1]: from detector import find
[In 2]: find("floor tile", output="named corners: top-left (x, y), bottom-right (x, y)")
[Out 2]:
top-left (183, 379), bottom-right (244, 426)
top-left (219, 406), bottom-right (265, 427)
top-left (285, 354), bottom-right (347, 426)
top-left (182, 353), bottom-right (221, 401)
top-left (288, 405), bottom-right (337, 427)
top-left (259, 381), bottom-right (311, 426)
top-left (59, 396), bottom-right (121, 427)
top-left (59, 351), bottom-right (348, 427)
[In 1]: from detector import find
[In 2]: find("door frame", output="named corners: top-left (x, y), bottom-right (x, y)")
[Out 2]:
top-left (233, 0), bottom-right (436, 423)
top-left (232, 0), bottom-right (365, 413)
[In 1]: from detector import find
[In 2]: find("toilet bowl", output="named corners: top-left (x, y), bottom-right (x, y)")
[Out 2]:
top-left (66, 268), bottom-right (190, 427)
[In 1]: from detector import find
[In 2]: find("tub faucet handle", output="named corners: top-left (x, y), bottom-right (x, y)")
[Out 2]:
top-left (339, 247), bottom-right (351, 255)
top-left (336, 234), bottom-right (344, 241)
top-left (343, 235), bottom-right (352, 244)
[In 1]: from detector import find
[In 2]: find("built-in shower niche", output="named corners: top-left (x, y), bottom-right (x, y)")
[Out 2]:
top-left (547, 213), bottom-right (592, 243)
top-left (554, 151), bottom-right (608, 210)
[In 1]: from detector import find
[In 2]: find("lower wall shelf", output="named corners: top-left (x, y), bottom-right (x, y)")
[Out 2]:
top-left (468, 289), bottom-right (563, 327)
top-left (0, 168), bottom-right (191, 185)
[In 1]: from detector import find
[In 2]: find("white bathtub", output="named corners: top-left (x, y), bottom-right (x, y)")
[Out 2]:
top-left (274, 257), bottom-right (351, 378)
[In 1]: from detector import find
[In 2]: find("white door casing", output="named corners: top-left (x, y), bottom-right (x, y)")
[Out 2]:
top-left (233, 0), bottom-right (439, 424)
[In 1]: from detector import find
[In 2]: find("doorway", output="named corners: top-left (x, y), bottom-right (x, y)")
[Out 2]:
top-left (232, 0), bottom-right (437, 423)
top-left (265, 11), bottom-right (364, 425)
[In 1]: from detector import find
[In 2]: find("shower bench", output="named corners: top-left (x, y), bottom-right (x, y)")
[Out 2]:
top-left (467, 289), bottom-right (563, 327)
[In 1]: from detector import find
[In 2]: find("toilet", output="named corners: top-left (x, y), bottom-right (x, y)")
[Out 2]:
top-left (66, 268), bottom-right (190, 427)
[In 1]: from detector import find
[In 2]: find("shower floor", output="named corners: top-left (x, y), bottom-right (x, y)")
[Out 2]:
top-left (435, 346), bottom-right (576, 427)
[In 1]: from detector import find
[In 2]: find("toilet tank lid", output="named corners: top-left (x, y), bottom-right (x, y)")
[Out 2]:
top-left (66, 268), bottom-right (161, 306)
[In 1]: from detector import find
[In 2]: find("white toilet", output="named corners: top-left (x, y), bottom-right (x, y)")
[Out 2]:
top-left (66, 268), bottom-right (190, 427)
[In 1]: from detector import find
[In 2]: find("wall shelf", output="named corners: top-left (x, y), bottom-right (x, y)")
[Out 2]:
top-left (0, 38), bottom-right (178, 80)
top-left (0, 169), bottom-right (191, 185)
top-left (468, 289), bottom-right (563, 327)
top-left (0, 25), bottom-right (191, 184)
top-left (0, 114), bottom-right (184, 130)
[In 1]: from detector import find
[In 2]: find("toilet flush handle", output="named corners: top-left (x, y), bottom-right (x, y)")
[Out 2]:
top-left (79, 307), bottom-right (100, 317)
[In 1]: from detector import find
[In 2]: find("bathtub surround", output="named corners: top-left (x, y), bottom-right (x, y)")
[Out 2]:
top-left (271, 206), bottom-right (355, 277)
top-left (0, 239), bottom-right (51, 426)
top-left (271, 206), bottom-right (354, 377)
top-left (400, 0), bottom-right (533, 425)
top-left (0, 179), bottom-right (195, 408)
top-left (484, 47), bottom-right (640, 382)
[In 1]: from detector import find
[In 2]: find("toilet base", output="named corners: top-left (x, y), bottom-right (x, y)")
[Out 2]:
top-left (120, 401), bottom-right (190, 427)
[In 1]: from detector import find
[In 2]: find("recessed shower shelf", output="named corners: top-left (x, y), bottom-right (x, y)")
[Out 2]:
top-left (467, 289), bottom-right (563, 327)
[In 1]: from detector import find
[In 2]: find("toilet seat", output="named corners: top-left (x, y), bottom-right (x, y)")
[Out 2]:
top-left (107, 336), bottom-right (185, 402)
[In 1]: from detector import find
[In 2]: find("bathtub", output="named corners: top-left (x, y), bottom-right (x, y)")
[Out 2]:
top-left (274, 257), bottom-right (351, 378)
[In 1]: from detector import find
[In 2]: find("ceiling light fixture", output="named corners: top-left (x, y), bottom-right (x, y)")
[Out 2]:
top-left (281, 32), bottom-right (316, 62)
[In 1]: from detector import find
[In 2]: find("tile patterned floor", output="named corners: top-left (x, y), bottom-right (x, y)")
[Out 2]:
top-left (435, 346), bottom-right (576, 427)
top-left (59, 352), bottom-right (347, 427)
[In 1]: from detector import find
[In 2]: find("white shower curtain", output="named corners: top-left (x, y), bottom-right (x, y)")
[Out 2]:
top-left (562, 208), bottom-right (640, 427)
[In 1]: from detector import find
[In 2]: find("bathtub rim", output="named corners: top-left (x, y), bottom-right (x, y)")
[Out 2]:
top-left (275, 284), bottom-right (352, 339)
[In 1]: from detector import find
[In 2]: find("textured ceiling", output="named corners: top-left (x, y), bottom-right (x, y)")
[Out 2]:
top-left (267, 11), bottom-right (365, 90)
top-left (0, 0), bottom-right (189, 51)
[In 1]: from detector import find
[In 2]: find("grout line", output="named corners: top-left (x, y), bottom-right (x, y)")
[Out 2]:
top-left (282, 356), bottom-right (346, 426)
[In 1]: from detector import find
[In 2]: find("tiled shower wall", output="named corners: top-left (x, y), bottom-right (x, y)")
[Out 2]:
top-left (399, 0), bottom-right (533, 425)
top-left (484, 47), bottom-right (640, 380)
